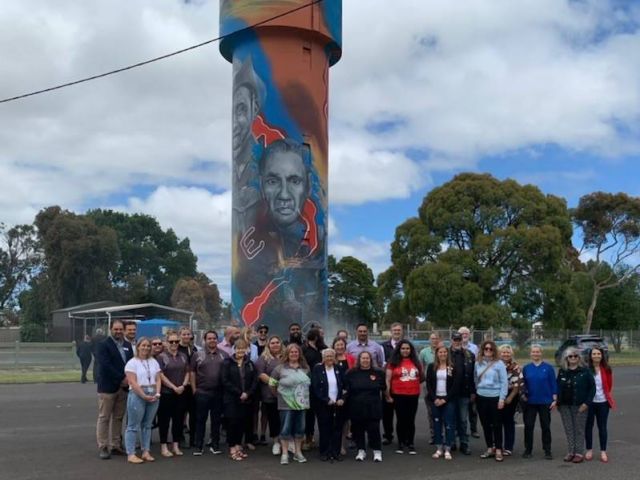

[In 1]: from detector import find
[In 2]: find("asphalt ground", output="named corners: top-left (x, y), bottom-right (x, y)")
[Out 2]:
top-left (1, 367), bottom-right (639, 480)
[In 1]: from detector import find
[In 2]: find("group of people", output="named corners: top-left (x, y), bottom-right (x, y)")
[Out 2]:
top-left (92, 320), bottom-right (615, 466)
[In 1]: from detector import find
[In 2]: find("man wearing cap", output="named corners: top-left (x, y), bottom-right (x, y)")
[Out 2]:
top-left (449, 332), bottom-right (476, 455)
top-left (254, 324), bottom-right (269, 357)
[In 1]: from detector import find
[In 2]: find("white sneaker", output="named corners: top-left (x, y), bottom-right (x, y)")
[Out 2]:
top-left (272, 443), bottom-right (281, 456)
top-left (373, 450), bottom-right (382, 462)
top-left (280, 453), bottom-right (289, 465)
top-left (293, 453), bottom-right (307, 463)
top-left (288, 444), bottom-right (295, 454)
top-left (355, 449), bottom-right (366, 461)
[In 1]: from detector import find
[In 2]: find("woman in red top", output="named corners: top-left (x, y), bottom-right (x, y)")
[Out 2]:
top-left (585, 347), bottom-right (615, 463)
top-left (385, 340), bottom-right (423, 455)
top-left (333, 337), bottom-right (355, 371)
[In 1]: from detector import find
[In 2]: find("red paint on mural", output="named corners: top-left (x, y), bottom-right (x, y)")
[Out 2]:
top-left (252, 114), bottom-right (285, 146)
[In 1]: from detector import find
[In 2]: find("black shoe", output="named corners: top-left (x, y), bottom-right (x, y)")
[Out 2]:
top-left (471, 431), bottom-right (480, 438)
top-left (320, 455), bottom-right (330, 462)
top-left (408, 445), bottom-right (417, 455)
top-left (522, 451), bottom-right (532, 459)
top-left (99, 447), bottom-right (111, 460)
top-left (451, 444), bottom-right (458, 452)
top-left (333, 454), bottom-right (344, 462)
top-left (544, 451), bottom-right (553, 460)
top-left (193, 449), bottom-right (203, 456)
top-left (382, 438), bottom-right (393, 446)
top-left (460, 444), bottom-right (471, 455)
top-left (209, 444), bottom-right (222, 455)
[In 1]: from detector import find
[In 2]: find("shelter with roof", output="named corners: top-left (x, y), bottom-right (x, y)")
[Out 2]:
top-left (51, 302), bottom-right (193, 342)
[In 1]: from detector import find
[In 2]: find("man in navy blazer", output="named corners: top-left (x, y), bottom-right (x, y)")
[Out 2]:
top-left (95, 319), bottom-right (133, 459)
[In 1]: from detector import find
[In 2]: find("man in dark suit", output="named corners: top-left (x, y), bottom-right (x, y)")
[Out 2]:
top-left (95, 319), bottom-right (133, 459)
top-left (379, 322), bottom-right (404, 445)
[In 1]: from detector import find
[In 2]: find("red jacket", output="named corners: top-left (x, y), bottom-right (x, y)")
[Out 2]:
top-left (598, 368), bottom-right (616, 409)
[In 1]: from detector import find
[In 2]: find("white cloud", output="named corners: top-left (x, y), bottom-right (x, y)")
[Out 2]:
top-left (330, 237), bottom-right (392, 280)
top-left (1, 0), bottom-right (639, 298)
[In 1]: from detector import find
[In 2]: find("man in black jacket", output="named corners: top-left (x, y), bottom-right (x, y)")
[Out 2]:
top-left (379, 322), bottom-right (404, 445)
top-left (302, 328), bottom-right (325, 450)
top-left (95, 320), bottom-right (133, 459)
top-left (449, 333), bottom-right (475, 455)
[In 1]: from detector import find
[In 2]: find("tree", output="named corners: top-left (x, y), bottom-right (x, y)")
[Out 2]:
top-left (0, 223), bottom-right (41, 309)
top-left (171, 274), bottom-right (222, 330)
top-left (376, 266), bottom-right (406, 327)
top-left (18, 273), bottom-right (53, 341)
top-left (87, 209), bottom-right (198, 304)
top-left (35, 207), bottom-right (119, 307)
top-left (572, 192), bottom-right (640, 333)
top-left (390, 173), bottom-right (573, 328)
top-left (328, 255), bottom-right (378, 326)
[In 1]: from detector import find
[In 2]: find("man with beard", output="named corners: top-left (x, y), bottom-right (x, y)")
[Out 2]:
top-left (219, 326), bottom-right (241, 357)
top-left (285, 323), bottom-right (303, 346)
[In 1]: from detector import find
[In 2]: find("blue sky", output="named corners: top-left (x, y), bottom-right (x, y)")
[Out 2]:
top-left (1, 0), bottom-right (639, 299)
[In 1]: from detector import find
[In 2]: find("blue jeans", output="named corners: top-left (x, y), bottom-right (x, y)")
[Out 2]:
top-left (451, 396), bottom-right (470, 446)
top-left (431, 400), bottom-right (456, 447)
top-left (279, 410), bottom-right (306, 440)
top-left (125, 389), bottom-right (160, 455)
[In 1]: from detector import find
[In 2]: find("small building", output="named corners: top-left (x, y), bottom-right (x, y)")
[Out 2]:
top-left (52, 302), bottom-right (194, 342)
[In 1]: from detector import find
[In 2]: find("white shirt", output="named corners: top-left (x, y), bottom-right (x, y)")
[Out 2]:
top-left (125, 357), bottom-right (161, 387)
top-left (326, 366), bottom-right (339, 402)
top-left (593, 371), bottom-right (606, 403)
top-left (436, 368), bottom-right (448, 396)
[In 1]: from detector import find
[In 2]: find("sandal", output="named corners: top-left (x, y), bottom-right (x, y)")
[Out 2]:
top-left (585, 450), bottom-right (593, 461)
top-left (495, 450), bottom-right (504, 462)
top-left (229, 450), bottom-right (244, 461)
top-left (563, 453), bottom-right (575, 462)
top-left (480, 449), bottom-right (495, 459)
top-left (600, 452), bottom-right (609, 463)
top-left (444, 450), bottom-right (452, 460)
top-left (239, 449), bottom-right (248, 458)
top-left (432, 449), bottom-right (443, 459)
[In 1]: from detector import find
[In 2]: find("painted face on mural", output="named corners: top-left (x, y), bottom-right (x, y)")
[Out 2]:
top-left (232, 85), bottom-right (258, 158)
top-left (261, 149), bottom-right (309, 227)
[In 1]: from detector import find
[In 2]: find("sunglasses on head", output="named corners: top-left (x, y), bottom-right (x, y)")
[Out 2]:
top-left (168, 340), bottom-right (180, 345)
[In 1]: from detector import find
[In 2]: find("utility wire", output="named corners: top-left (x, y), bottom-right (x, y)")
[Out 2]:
top-left (0, 0), bottom-right (323, 105)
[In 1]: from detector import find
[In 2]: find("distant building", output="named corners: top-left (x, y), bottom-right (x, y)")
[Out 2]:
top-left (51, 301), bottom-right (120, 342)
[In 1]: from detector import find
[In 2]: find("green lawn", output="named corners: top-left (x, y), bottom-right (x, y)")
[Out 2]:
top-left (0, 369), bottom-right (91, 384)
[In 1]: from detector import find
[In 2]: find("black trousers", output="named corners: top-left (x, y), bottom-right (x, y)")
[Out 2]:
top-left (393, 394), bottom-right (419, 447)
top-left (382, 399), bottom-right (394, 441)
top-left (305, 399), bottom-right (317, 438)
top-left (469, 398), bottom-right (478, 433)
top-left (351, 418), bottom-right (381, 451)
top-left (184, 386), bottom-right (196, 445)
top-left (194, 390), bottom-right (223, 449)
top-left (499, 398), bottom-right (518, 451)
top-left (227, 403), bottom-right (253, 447)
top-left (523, 403), bottom-right (552, 454)
top-left (476, 395), bottom-right (502, 450)
top-left (316, 402), bottom-right (347, 457)
top-left (263, 401), bottom-right (281, 438)
top-left (79, 357), bottom-right (91, 382)
top-left (158, 391), bottom-right (187, 443)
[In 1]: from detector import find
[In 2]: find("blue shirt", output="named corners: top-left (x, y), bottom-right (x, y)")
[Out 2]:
top-left (475, 360), bottom-right (508, 400)
top-left (346, 340), bottom-right (385, 368)
top-left (522, 361), bottom-right (557, 405)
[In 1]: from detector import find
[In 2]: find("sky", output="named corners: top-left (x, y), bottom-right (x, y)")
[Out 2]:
top-left (1, 0), bottom-right (639, 300)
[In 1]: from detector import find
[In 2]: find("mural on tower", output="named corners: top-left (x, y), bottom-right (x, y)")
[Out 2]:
top-left (220, 0), bottom-right (342, 333)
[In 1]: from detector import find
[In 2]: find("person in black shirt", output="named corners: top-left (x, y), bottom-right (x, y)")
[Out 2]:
top-left (302, 328), bottom-right (325, 450)
top-left (222, 339), bottom-right (258, 461)
top-left (254, 324), bottom-right (269, 357)
top-left (178, 326), bottom-right (198, 448)
top-left (253, 324), bottom-right (270, 445)
top-left (76, 335), bottom-right (93, 383)
top-left (285, 323), bottom-right (303, 346)
top-left (344, 351), bottom-right (386, 463)
top-left (449, 333), bottom-right (475, 455)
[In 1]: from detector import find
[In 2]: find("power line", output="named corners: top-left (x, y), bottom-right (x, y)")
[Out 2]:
top-left (0, 0), bottom-right (323, 105)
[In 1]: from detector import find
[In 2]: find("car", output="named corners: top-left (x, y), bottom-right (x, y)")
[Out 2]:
top-left (554, 335), bottom-right (609, 366)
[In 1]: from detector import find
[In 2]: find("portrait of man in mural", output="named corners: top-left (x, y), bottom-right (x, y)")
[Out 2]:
top-left (232, 56), bottom-right (265, 232)
top-left (235, 138), bottom-right (325, 333)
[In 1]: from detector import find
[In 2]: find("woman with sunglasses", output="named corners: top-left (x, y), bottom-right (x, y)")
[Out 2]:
top-left (156, 331), bottom-right (190, 458)
top-left (256, 335), bottom-right (285, 456)
top-left (557, 347), bottom-right (596, 463)
top-left (474, 340), bottom-right (508, 462)
top-left (151, 337), bottom-right (164, 358)
top-left (585, 347), bottom-right (615, 463)
top-left (124, 337), bottom-right (162, 464)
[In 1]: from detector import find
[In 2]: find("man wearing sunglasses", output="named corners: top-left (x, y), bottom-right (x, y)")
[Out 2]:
top-left (449, 332), bottom-right (476, 455)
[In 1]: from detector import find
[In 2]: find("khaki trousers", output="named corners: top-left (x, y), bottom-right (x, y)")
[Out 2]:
top-left (96, 389), bottom-right (128, 449)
